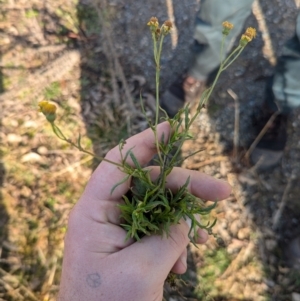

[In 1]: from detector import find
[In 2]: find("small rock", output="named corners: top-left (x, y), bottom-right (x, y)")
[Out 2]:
top-left (7, 133), bottom-right (23, 144)
top-left (278, 266), bottom-right (290, 274)
top-left (217, 227), bottom-right (231, 243)
top-left (0, 36), bottom-right (10, 45)
top-left (243, 283), bottom-right (255, 299)
top-left (37, 146), bottom-right (48, 155)
top-left (265, 239), bottom-right (277, 251)
top-left (220, 161), bottom-right (228, 177)
top-left (227, 239), bottom-right (244, 254)
top-left (20, 186), bottom-right (32, 198)
top-left (264, 279), bottom-right (275, 287)
top-left (292, 292), bottom-right (300, 301)
top-left (237, 227), bottom-right (251, 240)
top-left (3, 118), bottom-right (18, 127)
top-left (21, 152), bottom-right (42, 163)
top-left (23, 120), bottom-right (38, 128)
top-left (219, 221), bottom-right (228, 229)
top-left (230, 219), bottom-right (243, 237)
top-left (229, 282), bottom-right (243, 296)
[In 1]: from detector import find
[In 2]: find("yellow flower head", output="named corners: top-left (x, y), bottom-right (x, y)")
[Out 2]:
top-left (222, 21), bottom-right (234, 35)
top-left (245, 27), bottom-right (256, 40)
top-left (147, 17), bottom-right (159, 30)
top-left (162, 20), bottom-right (173, 35)
top-left (239, 27), bottom-right (256, 46)
top-left (38, 101), bottom-right (57, 122)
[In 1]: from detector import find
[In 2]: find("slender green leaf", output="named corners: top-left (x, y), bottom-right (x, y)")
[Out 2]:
top-left (110, 175), bottom-right (130, 194)
top-left (130, 152), bottom-right (141, 169)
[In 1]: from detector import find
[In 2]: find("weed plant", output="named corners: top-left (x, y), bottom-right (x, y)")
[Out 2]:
top-left (38, 18), bottom-right (256, 244)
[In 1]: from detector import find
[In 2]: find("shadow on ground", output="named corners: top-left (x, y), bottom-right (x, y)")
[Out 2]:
top-left (0, 46), bottom-right (10, 291)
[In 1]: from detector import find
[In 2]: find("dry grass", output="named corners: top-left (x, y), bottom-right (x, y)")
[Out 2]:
top-left (1, 1), bottom-right (101, 299)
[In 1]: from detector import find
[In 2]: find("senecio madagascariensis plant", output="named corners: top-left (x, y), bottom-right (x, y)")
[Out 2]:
top-left (38, 17), bottom-right (256, 245)
top-left (38, 17), bottom-right (256, 288)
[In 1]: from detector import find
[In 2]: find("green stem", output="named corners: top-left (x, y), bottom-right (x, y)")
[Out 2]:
top-left (152, 33), bottom-right (158, 65)
top-left (168, 130), bottom-right (189, 168)
top-left (222, 47), bottom-right (244, 70)
top-left (219, 34), bottom-right (226, 63)
top-left (50, 122), bottom-right (122, 168)
top-left (221, 45), bottom-right (243, 68)
top-left (153, 34), bottom-right (166, 165)
top-left (197, 45), bottom-right (244, 111)
top-left (188, 43), bottom-right (246, 136)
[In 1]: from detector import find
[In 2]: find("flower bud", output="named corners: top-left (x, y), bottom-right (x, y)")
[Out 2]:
top-left (147, 17), bottom-right (159, 32)
top-left (239, 27), bottom-right (256, 46)
top-left (162, 20), bottom-right (172, 35)
top-left (38, 101), bottom-right (57, 122)
top-left (222, 21), bottom-right (234, 36)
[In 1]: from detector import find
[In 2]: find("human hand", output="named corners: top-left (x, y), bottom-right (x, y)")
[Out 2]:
top-left (58, 122), bottom-right (231, 301)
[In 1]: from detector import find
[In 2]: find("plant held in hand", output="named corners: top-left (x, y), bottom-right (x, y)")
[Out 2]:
top-left (39, 18), bottom-right (255, 244)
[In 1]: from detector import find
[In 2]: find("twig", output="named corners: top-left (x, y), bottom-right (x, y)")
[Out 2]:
top-left (272, 173), bottom-right (295, 230)
top-left (220, 242), bottom-right (255, 280)
top-left (228, 89), bottom-right (239, 162)
top-left (47, 256), bottom-right (57, 287)
top-left (185, 156), bottom-right (228, 169)
top-left (33, 44), bottom-right (66, 53)
top-left (41, 256), bottom-right (58, 301)
top-left (0, 279), bottom-right (24, 300)
top-left (107, 51), bottom-right (121, 107)
top-left (244, 111), bottom-right (280, 161)
top-left (0, 268), bottom-right (39, 301)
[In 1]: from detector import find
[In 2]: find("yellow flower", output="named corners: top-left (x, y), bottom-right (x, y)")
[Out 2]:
top-left (239, 27), bottom-right (256, 46)
top-left (245, 27), bottom-right (256, 40)
top-left (38, 101), bottom-right (57, 122)
top-left (147, 17), bottom-right (159, 29)
top-left (162, 20), bottom-right (173, 35)
top-left (222, 21), bottom-right (234, 35)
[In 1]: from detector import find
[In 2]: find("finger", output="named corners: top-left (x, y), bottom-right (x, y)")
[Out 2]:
top-left (195, 228), bottom-right (209, 244)
top-left (170, 229), bottom-right (208, 275)
top-left (83, 122), bottom-right (171, 201)
top-left (149, 166), bottom-right (231, 201)
top-left (171, 248), bottom-right (187, 274)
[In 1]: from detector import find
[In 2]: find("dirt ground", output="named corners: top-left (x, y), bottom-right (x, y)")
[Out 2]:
top-left (1, 0), bottom-right (300, 300)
